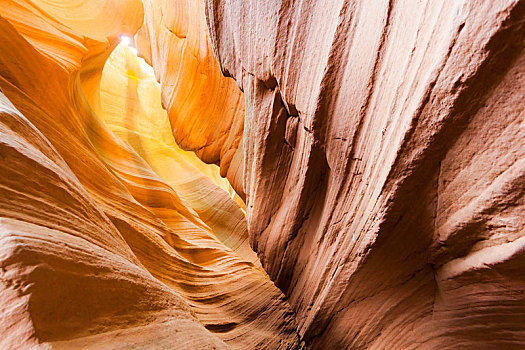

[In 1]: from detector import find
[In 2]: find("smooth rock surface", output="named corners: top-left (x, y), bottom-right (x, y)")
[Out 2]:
top-left (0, 1), bottom-right (301, 348)
top-left (137, 0), bottom-right (246, 197)
top-left (1, 0), bottom-right (524, 349)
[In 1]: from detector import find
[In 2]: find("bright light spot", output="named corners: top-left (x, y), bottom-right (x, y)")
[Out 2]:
top-left (120, 35), bottom-right (132, 46)
top-left (119, 35), bottom-right (138, 56)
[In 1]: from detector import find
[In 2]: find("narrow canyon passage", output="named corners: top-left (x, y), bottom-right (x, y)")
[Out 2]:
top-left (1, 0), bottom-right (524, 349)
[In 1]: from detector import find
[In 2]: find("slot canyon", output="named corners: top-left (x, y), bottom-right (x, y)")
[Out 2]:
top-left (0, 0), bottom-right (524, 348)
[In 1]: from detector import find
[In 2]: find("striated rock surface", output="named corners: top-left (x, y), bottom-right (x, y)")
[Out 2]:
top-left (137, 0), bottom-right (246, 197)
top-left (205, 0), bottom-right (525, 348)
top-left (0, 1), bottom-right (301, 348)
top-left (1, 0), bottom-right (524, 349)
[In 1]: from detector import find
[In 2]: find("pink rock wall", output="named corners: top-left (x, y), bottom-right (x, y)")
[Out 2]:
top-left (205, 0), bottom-right (525, 348)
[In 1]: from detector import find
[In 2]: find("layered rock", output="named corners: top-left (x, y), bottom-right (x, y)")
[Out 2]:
top-left (1, 0), bottom-right (524, 348)
top-left (0, 1), bottom-right (301, 348)
top-left (137, 0), bottom-right (245, 197)
top-left (204, 0), bottom-right (525, 348)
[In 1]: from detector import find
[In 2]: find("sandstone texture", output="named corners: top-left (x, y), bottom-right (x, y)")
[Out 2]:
top-left (1, 0), bottom-right (524, 349)
top-left (204, 0), bottom-right (525, 348)
top-left (137, 0), bottom-right (246, 197)
top-left (0, 1), bottom-right (300, 348)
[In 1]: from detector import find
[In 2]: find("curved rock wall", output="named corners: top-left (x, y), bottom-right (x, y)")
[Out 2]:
top-left (137, 0), bottom-right (246, 197)
top-left (0, 1), bottom-right (301, 348)
top-left (205, 0), bottom-right (525, 348)
top-left (1, 0), bottom-right (524, 348)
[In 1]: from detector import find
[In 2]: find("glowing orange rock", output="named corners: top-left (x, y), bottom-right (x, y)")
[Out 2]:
top-left (138, 0), bottom-right (245, 197)
top-left (0, 0), bottom-right (301, 348)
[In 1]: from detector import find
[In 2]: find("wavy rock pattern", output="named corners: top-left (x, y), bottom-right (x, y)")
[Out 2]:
top-left (1, 0), bottom-right (524, 349)
top-left (137, 0), bottom-right (245, 197)
top-left (0, 1), bottom-right (301, 348)
top-left (205, 0), bottom-right (525, 348)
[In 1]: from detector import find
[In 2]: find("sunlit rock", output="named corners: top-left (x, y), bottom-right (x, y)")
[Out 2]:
top-left (1, 0), bottom-right (524, 349)
top-left (137, 0), bottom-right (246, 197)
top-left (0, 1), bottom-right (301, 348)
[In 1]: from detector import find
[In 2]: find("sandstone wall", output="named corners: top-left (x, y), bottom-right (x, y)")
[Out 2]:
top-left (204, 0), bottom-right (525, 348)
top-left (0, 1), bottom-right (301, 348)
